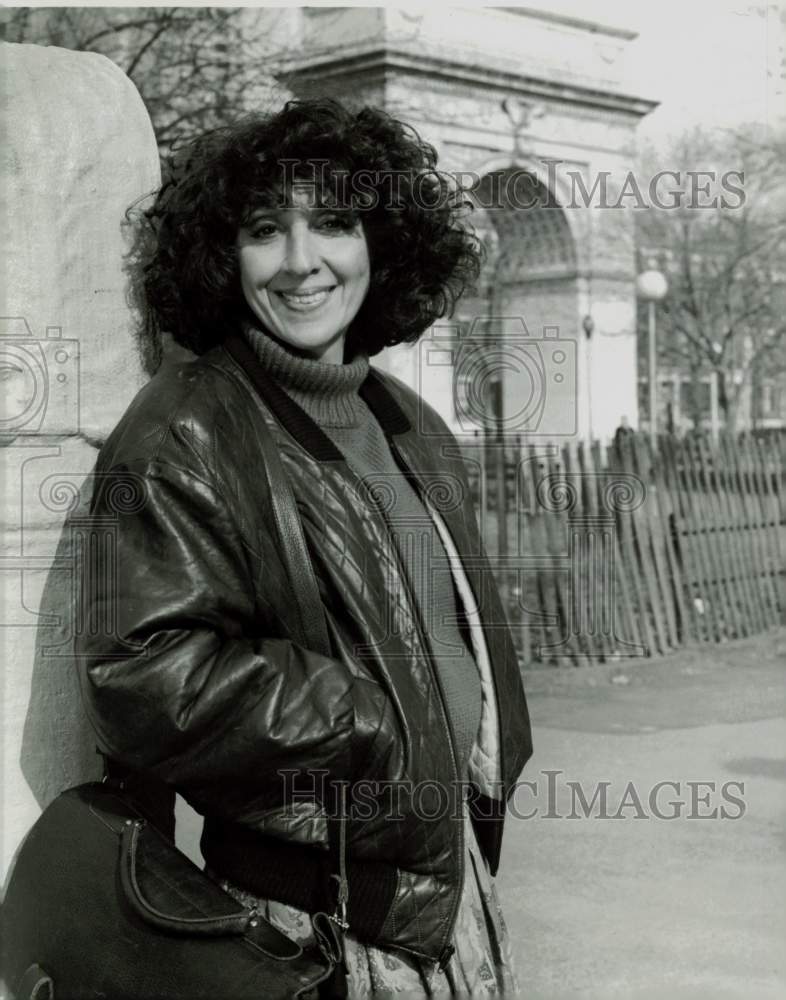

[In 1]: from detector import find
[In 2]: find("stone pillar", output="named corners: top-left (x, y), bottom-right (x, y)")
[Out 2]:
top-left (0, 42), bottom-right (161, 882)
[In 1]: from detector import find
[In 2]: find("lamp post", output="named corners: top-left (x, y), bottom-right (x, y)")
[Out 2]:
top-left (636, 266), bottom-right (668, 447)
top-left (582, 313), bottom-right (595, 442)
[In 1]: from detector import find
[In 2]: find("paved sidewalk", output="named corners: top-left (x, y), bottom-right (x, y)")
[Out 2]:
top-left (499, 628), bottom-right (786, 998)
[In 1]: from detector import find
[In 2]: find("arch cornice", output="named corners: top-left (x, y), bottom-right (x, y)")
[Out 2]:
top-left (279, 47), bottom-right (658, 119)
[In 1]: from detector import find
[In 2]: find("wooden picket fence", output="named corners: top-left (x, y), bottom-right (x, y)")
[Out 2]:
top-left (462, 430), bottom-right (785, 664)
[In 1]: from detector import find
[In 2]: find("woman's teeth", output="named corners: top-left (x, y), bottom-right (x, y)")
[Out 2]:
top-left (277, 288), bottom-right (333, 308)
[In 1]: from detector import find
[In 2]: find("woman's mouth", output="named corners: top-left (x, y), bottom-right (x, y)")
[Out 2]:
top-left (275, 287), bottom-right (335, 310)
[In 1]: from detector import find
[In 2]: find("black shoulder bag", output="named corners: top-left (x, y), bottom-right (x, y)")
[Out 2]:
top-left (0, 418), bottom-right (349, 1000)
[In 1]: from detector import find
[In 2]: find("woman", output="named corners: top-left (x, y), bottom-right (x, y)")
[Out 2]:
top-left (76, 98), bottom-right (532, 997)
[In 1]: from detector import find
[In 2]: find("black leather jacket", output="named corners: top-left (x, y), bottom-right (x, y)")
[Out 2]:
top-left (75, 330), bottom-right (532, 964)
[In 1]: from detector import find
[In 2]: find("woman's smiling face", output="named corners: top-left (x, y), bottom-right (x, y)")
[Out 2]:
top-left (236, 185), bottom-right (370, 364)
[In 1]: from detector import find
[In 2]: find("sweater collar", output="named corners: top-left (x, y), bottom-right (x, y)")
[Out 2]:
top-left (221, 328), bottom-right (411, 462)
top-left (241, 322), bottom-right (370, 429)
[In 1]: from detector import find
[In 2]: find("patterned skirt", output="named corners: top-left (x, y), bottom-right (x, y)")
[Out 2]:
top-left (215, 804), bottom-right (520, 998)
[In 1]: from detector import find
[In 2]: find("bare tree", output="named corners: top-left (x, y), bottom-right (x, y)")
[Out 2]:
top-left (636, 125), bottom-right (786, 430)
top-left (1, 6), bottom-right (290, 150)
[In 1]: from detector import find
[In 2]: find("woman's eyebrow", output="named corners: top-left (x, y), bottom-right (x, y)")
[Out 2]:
top-left (244, 206), bottom-right (281, 223)
top-left (244, 203), bottom-right (353, 223)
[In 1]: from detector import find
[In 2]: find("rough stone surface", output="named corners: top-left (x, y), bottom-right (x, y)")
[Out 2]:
top-left (1, 41), bottom-right (161, 441)
top-left (1, 43), bottom-right (160, 883)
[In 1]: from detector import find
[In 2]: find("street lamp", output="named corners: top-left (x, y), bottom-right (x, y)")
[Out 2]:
top-left (636, 265), bottom-right (668, 446)
top-left (582, 313), bottom-right (595, 442)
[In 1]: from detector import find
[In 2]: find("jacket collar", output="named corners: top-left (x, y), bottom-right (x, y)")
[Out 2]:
top-left (222, 328), bottom-right (470, 555)
top-left (222, 329), bottom-right (410, 462)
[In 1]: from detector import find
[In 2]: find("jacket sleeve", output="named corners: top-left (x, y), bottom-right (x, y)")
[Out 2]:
top-left (74, 452), bottom-right (396, 825)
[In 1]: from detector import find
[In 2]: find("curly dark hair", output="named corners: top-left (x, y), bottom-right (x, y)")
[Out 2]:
top-left (140, 98), bottom-right (482, 358)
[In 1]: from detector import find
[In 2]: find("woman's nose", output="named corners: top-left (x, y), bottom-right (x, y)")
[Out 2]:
top-left (284, 226), bottom-right (320, 275)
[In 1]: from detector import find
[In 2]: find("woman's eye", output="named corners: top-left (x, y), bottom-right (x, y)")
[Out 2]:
top-left (249, 222), bottom-right (278, 239)
top-left (318, 215), bottom-right (356, 232)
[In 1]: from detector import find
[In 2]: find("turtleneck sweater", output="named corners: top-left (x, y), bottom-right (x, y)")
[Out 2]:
top-left (241, 322), bottom-right (482, 780)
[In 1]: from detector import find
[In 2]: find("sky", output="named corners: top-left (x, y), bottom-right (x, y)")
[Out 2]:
top-left (508, 0), bottom-right (785, 137)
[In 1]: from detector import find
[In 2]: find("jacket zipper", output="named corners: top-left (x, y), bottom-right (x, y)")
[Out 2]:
top-left (381, 443), bottom-right (466, 968)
